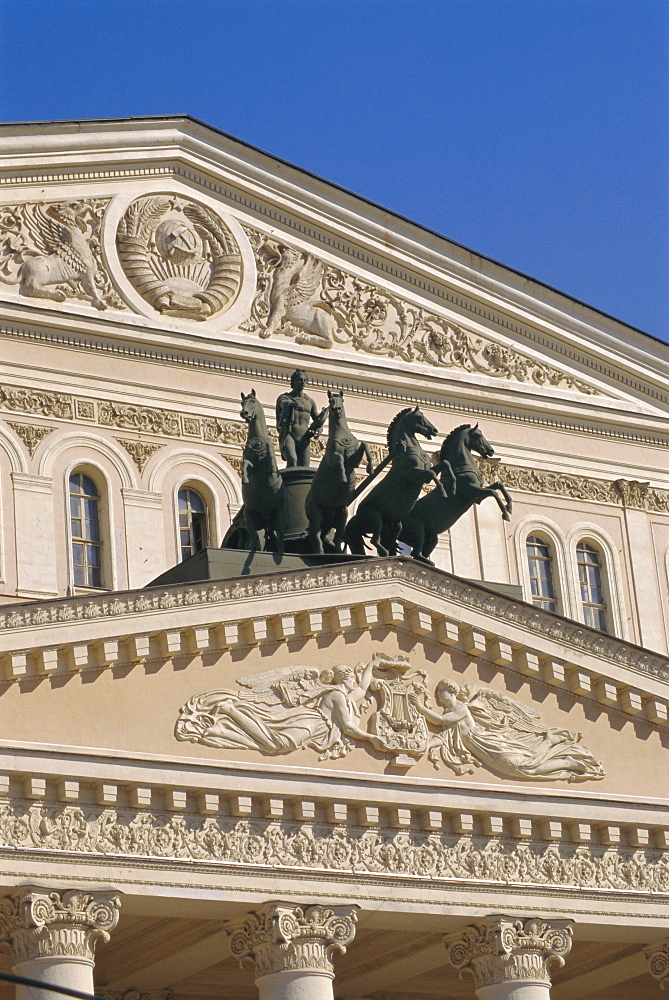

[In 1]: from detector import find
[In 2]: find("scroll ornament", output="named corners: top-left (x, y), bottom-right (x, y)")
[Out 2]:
top-left (0, 887), bottom-right (121, 963)
top-left (0, 198), bottom-right (123, 309)
top-left (175, 654), bottom-right (605, 781)
top-left (240, 229), bottom-right (598, 394)
top-left (117, 195), bottom-right (243, 319)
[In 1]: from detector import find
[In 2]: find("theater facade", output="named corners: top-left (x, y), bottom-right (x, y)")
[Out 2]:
top-left (0, 117), bottom-right (665, 1000)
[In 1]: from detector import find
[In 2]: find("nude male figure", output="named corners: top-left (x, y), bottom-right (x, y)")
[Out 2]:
top-left (275, 369), bottom-right (326, 467)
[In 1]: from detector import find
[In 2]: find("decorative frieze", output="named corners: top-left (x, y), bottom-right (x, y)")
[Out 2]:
top-left (240, 230), bottom-right (599, 395)
top-left (0, 798), bottom-right (665, 896)
top-left (229, 902), bottom-right (358, 977)
top-left (7, 421), bottom-right (54, 456)
top-left (99, 401), bottom-right (181, 436)
top-left (0, 886), bottom-right (121, 963)
top-left (0, 384), bottom-right (74, 420)
top-left (444, 916), bottom-right (573, 990)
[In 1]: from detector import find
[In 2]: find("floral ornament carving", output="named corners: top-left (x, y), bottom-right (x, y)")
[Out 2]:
top-left (117, 195), bottom-right (243, 319)
top-left (241, 229), bottom-right (599, 394)
top-left (7, 421), bottom-right (54, 457)
top-left (116, 438), bottom-right (164, 473)
top-left (0, 198), bottom-right (123, 309)
top-left (0, 801), bottom-right (666, 896)
top-left (175, 656), bottom-right (604, 781)
top-left (229, 903), bottom-right (358, 977)
top-left (99, 401), bottom-right (181, 437)
top-left (644, 939), bottom-right (669, 990)
top-left (0, 384), bottom-right (74, 420)
top-left (445, 916), bottom-right (573, 989)
top-left (0, 886), bottom-right (121, 963)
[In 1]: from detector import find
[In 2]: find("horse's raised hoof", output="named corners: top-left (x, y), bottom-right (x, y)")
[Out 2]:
top-left (502, 511), bottom-right (511, 521)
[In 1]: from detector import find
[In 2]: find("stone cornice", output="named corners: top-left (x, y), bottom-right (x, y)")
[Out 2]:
top-left (0, 559), bottom-right (666, 726)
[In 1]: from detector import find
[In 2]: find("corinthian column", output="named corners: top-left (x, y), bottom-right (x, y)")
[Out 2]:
top-left (0, 886), bottom-right (121, 1000)
top-left (444, 915), bottom-right (573, 1000)
top-left (229, 902), bottom-right (358, 1000)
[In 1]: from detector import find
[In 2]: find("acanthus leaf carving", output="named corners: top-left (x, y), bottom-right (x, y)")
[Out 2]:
top-left (99, 401), bottom-right (181, 437)
top-left (444, 916), bottom-right (573, 989)
top-left (7, 421), bottom-right (54, 457)
top-left (228, 902), bottom-right (358, 978)
top-left (0, 198), bottom-right (123, 309)
top-left (116, 438), bottom-right (165, 473)
top-left (0, 886), bottom-right (121, 964)
top-left (644, 938), bottom-right (669, 989)
top-left (0, 384), bottom-right (74, 420)
top-left (240, 228), bottom-right (600, 395)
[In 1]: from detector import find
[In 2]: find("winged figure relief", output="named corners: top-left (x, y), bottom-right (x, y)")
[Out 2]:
top-left (410, 680), bottom-right (605, 782)
top-left (2, 202), bottom-right (107, 309)
top-left (259, 246), bottom-right (338, 348)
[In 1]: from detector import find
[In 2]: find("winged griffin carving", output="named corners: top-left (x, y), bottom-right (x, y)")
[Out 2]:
top-left (0, 200), bottom-right (114, 308)
top-left (175, 654), bottom-right (604, 780)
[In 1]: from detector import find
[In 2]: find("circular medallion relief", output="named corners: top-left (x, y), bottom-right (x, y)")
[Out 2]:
top-left (116, 195), bottom-right (243, 320)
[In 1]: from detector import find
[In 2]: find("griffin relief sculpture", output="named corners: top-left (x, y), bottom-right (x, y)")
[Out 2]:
top-left (0, 199), bottom-right (120, 309)
top-left (116, 195), bottom-right (243, 320)
top-left (175, 654), bottom-right (605, 781)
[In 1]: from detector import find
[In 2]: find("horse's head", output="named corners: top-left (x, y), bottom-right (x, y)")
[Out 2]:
top-left (408, 406), bottom-right (439, 441)
top-left (240, 389), bottom-right (260, 424)
top-left (327, 388), bottom-right (345, 418)
top-left (467, 423), bottom-right (495, 459)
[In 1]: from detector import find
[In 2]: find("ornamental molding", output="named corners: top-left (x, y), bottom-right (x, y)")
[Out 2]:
top-left (228, 902), bottom-right (358, 977)
top-left (240, 228), bottom-right (599, 396)
top-left (644, 938), bottom-right (669, 989)
top-left (444, 916), bottom-right (573, 988)
top-left (0, 161), bottom-right (663, 409)
top-left (7, 421), bottom-right (54, 457)
top-left (0, 886), bottom-right (121, 964)
top-left (0, 798), bottom-right (665, 898)
top-left (116, 438), bottom-right (165, 473)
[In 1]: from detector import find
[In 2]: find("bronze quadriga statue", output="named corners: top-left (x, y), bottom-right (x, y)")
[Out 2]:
top-left (305, 389), bottom-right (375, 554)
top-left (239, 390), bottom-right (286, 554)
top-left (399, 423), bottom-right (512, 563)
top-left (344, 406), bottom-right (455, 557)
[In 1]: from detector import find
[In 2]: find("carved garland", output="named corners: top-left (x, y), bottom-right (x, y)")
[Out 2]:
top-left (0, 799), bottom-right (665, 896)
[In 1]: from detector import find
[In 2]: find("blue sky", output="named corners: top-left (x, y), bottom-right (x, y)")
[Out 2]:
top-left (1, 0), bottom-right (667, 341)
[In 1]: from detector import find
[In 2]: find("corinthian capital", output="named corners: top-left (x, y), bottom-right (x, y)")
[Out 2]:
top-left (0, 886), bottom-right (121, 965)
top-left (444, 915), bottom-right (573, 990)
top-left (644, 938), bottom-right (669, 989)
top-left (228, 902), bottom-right (358, 978)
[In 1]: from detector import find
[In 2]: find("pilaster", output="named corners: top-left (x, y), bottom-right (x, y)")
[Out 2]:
top-left (445, 915), bottom-right (573, 1000)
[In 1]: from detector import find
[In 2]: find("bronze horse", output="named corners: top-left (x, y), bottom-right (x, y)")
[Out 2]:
top-left (239, 390), bottom-right (286, 554)
top-left (344, 406), bottom-right (454, 557)
top-left (305, 389), bottom-right (375, 554)
top-left (399, 423), bottom-right (512, 563)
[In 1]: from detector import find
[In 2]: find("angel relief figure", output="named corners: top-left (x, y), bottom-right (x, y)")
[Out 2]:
top-left (410, 680), bottom-right (605, 783)
top-left (174, 654), bottom-right (406, 760)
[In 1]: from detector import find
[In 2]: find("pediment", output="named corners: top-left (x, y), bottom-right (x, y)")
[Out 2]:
top-left (0, 118), bottom-right (667, 417)
top-left (0, 558), bottom-right (665, 801)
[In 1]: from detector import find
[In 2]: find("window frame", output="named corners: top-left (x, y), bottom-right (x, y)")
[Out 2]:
top-left (525, 533), bottom-right (559, 613)
top-left (65, 464), bottom-right (111, 593)
top-left (566, 524), bottom-right (626, 639)
top-left (515, 517), bottom-right (570, 618)
top-left (177, 485), bottom-right (209, 561)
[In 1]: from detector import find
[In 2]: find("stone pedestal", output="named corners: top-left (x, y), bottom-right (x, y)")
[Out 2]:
top-left (0, 886), bottom-right (121, 1000)
top-left (229, 902), bottom-right (358, 1000)
top-left (445, 916), bottom-right (572, 1000)
top-left (280, 467), bottom-right (316, 548)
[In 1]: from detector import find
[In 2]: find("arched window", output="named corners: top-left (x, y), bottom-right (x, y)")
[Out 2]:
top-left (526, 535), bottom-right (557, 612)
top-left (576, 541), bottom-right (608, 632)
top-left (178, 487), bottom-right (208, 560)
top-left (69, 471), bottom-right (103, 588)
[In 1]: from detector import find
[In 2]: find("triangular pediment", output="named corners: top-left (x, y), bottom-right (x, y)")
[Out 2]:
top-left (0, 117), bottom-right (667, 423)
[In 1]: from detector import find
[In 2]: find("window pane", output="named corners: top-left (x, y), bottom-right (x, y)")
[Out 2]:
top-left (576, 541), bottom-right (607, 632)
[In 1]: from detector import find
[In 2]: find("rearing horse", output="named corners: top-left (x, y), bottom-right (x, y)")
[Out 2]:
top-left (305, 389), bottom-right (375, 554)
top-left (344, 406), bottom-right (454, 557)
top-left (240, 389), bottom-right (286, 554)
top-left (399, 423), bottom-right (512, 563)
